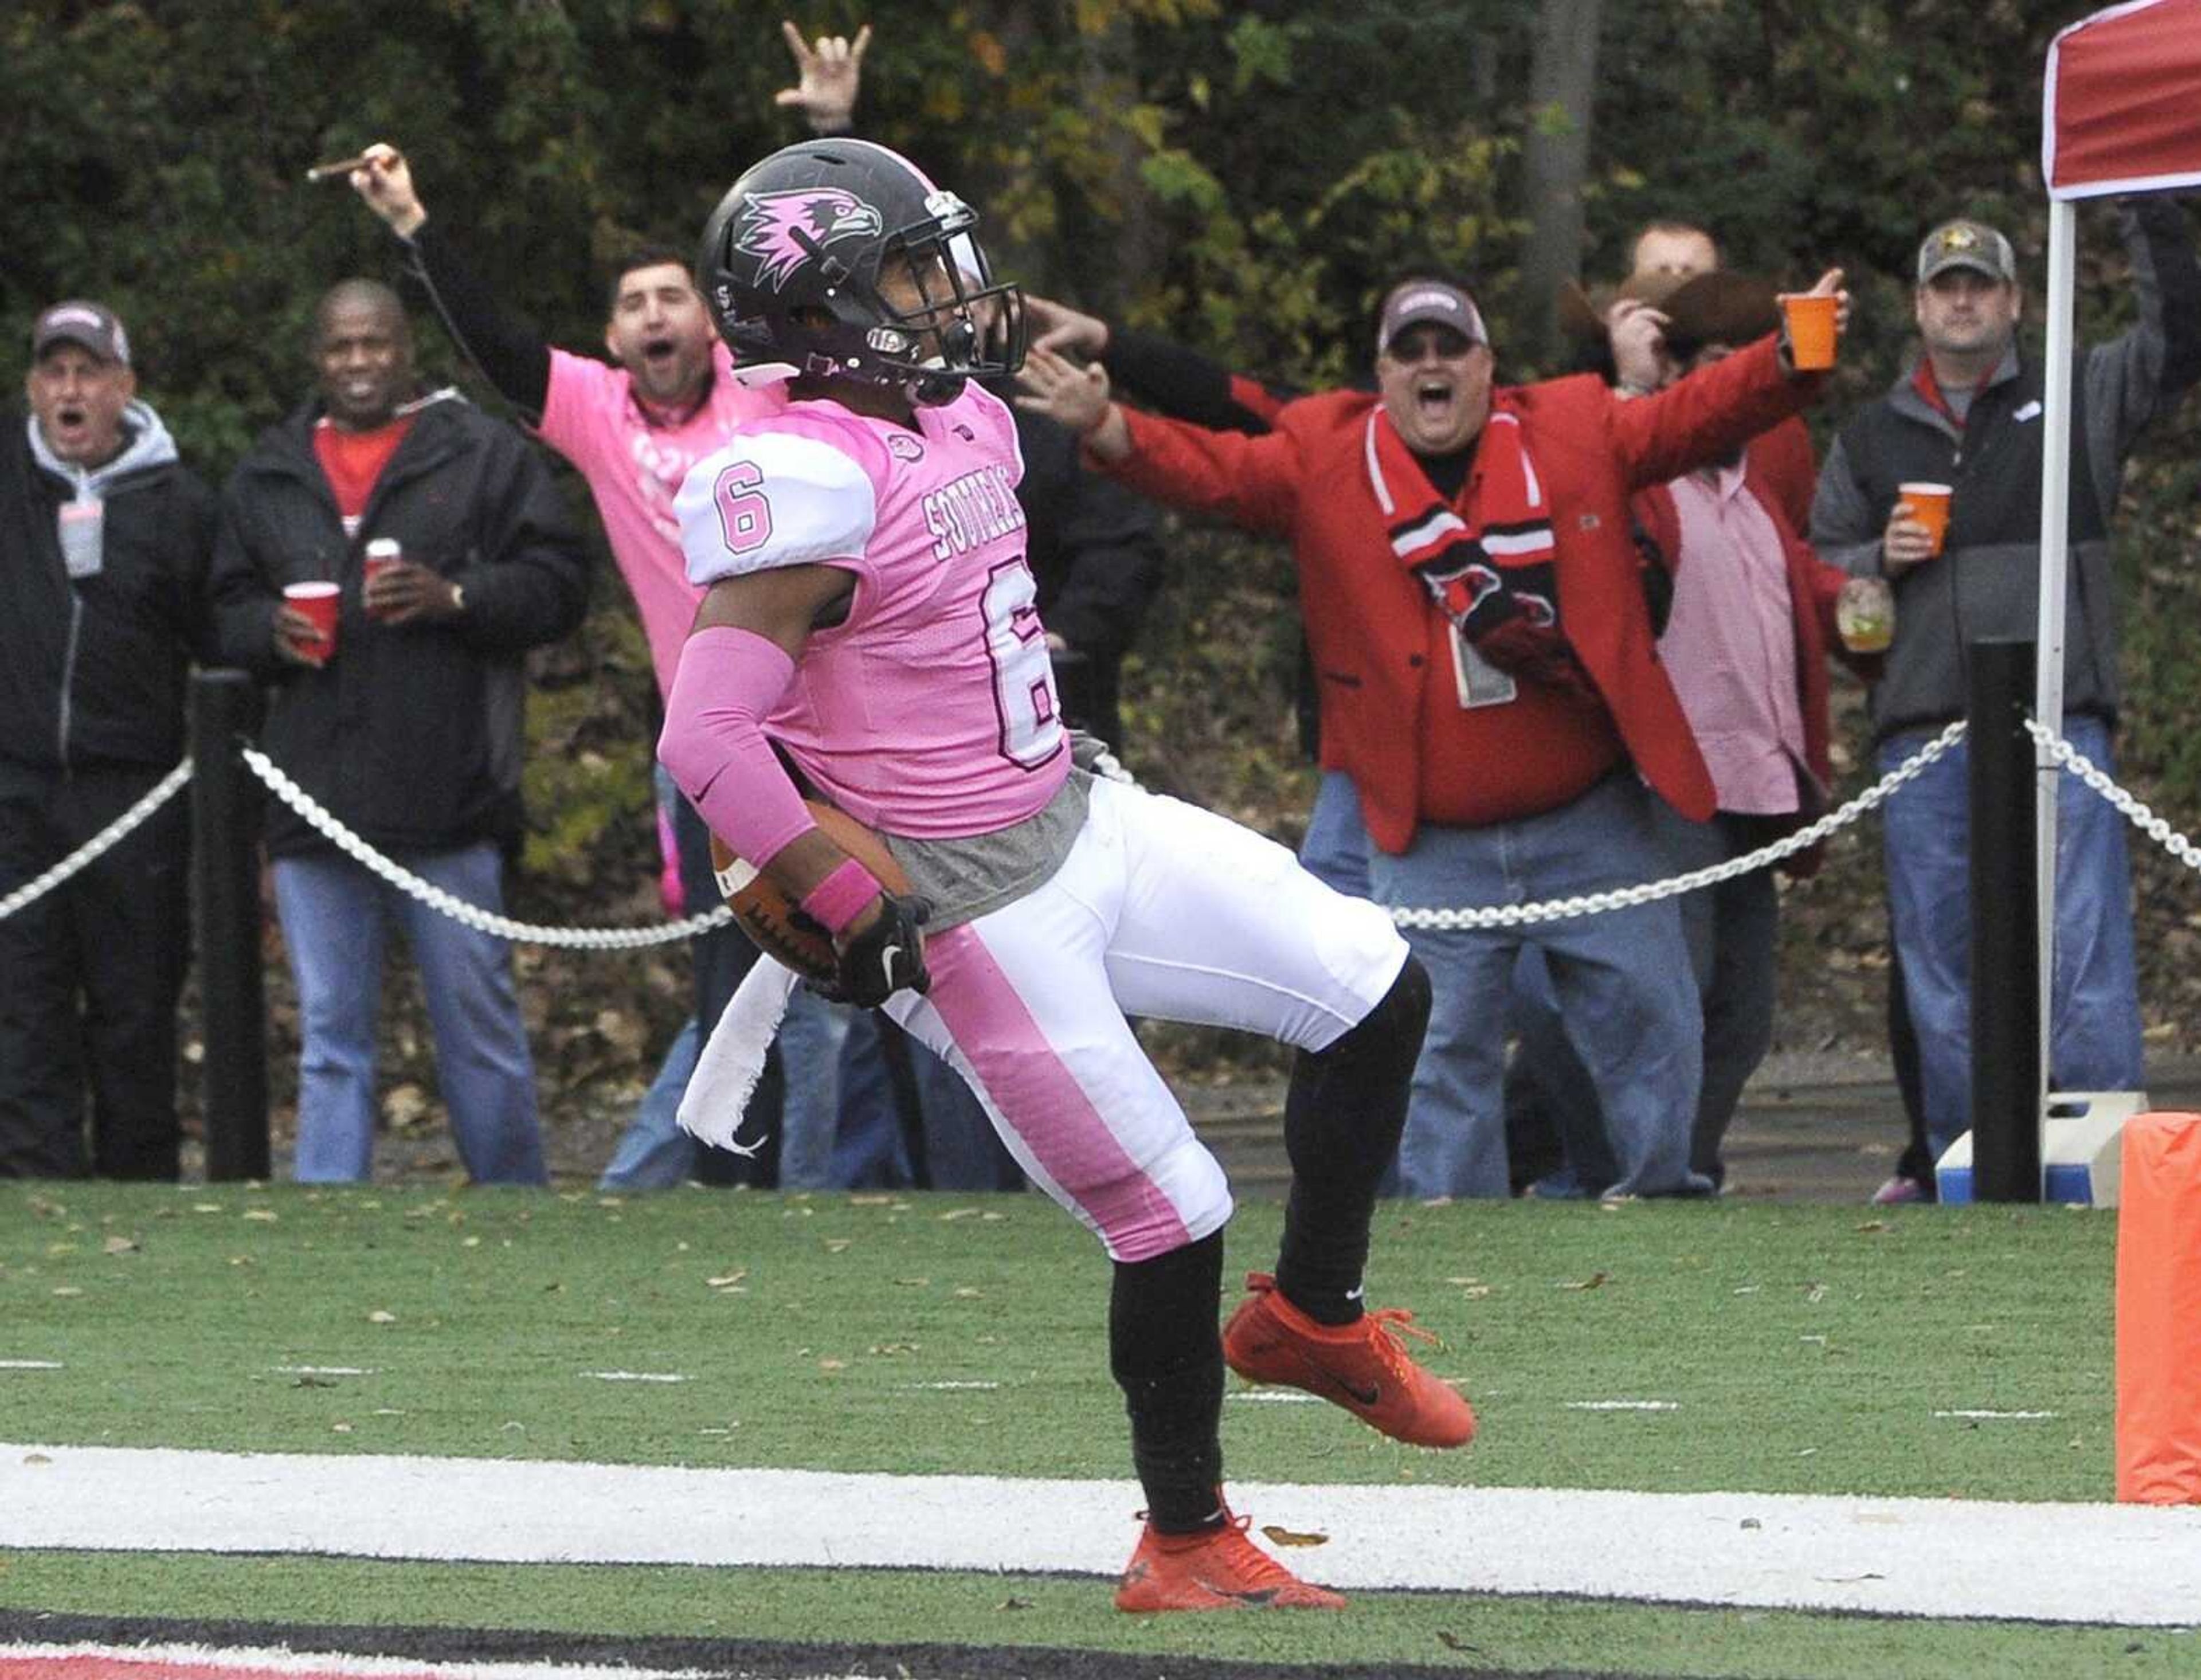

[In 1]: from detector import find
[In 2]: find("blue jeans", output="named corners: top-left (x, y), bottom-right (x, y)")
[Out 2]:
top-left (597, 1017), bottom-right (700, 1191)
top-left (273, 844), bottom-right (545, 1185)
top-left (1299, 769), bottom-right (1373, 899)
top-left (1368, 774), bottom-right (1705, 1200)
top-left (1880, 715), bottom-right (2143, 1161)
top-left (778, 989), bottom-right (855, 1191)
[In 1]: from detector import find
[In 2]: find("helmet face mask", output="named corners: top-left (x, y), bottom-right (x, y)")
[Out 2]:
top-left (700, 142), bottom-right (1025, 405)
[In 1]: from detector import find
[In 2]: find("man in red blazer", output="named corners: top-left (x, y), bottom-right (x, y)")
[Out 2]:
top-left (1020, 267), bottom-right (1842, 1198)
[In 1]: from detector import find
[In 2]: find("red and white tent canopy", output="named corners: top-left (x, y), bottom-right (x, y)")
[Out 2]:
top-left (2016, 0), bottom-right (2201, 1181)
top-left (2043, 0), bottom-right (2201, 198)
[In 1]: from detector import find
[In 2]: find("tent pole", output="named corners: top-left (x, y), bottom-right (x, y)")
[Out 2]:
top-left (2032, 195), bottom-right (2078, 1191)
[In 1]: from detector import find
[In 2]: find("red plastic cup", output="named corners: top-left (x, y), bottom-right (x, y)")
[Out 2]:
top-left (284, 581), bottom-right (340, 663)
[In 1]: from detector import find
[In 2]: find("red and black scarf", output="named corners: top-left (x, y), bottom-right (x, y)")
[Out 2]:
top-left (1366, 403), bottom-right (1591, 697)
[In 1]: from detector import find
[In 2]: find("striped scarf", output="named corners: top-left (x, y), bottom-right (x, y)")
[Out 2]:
top-left (1368, 402), bottom-right (1592, 698)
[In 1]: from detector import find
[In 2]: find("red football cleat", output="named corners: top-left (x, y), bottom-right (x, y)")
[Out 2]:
top-left (1223, 1271), bottom-right (1477, 1448)
top-left (1115, 1509), bottom-right (1347, 1612)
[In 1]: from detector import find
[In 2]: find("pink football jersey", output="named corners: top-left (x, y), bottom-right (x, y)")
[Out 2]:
top-left (673, 381), bottom-right (1070, 839)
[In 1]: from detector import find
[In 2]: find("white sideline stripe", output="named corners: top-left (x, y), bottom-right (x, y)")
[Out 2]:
top-left (272, 1366), bottom-right (374, 1377)
top-left (1935, 1409), bottom-right (2059, 1420)
top-left (1566, 1400), bottom-right (1679, 1411)
top-left (0, 1361), bottom-right (63, 1371)
top-left (3, 1442), bottom-right (2198, 1627)
top-left (581, 1372), bottom-right (691, 1384)
top-left (0, 1642), bottom-right (732, 1679)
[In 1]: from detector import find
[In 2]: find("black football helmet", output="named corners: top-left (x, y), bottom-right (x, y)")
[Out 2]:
top-left (698, 138), bottom-right (1025, 405)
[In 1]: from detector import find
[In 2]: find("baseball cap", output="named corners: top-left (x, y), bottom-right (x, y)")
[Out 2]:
top-left (32, 300), bottom-right (132, 366)
top-left (1377, 280), bottom-right (1487, 355)
top-left (1916, 221), bottom-right (2017, 287)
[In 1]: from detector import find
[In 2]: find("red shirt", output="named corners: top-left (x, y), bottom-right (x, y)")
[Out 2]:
top-left (313, 415), bottom-right (414, 530)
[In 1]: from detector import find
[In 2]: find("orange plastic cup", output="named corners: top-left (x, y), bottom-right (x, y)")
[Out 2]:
top-left (284, 581), bottom-right (340, 663)
top-left (1899, 481), bottom-right (1953, 557)
top-left (1781, 293), bottom-right (1839, 370)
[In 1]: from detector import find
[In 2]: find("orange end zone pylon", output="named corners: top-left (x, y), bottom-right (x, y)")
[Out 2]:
top-left (2115, 1111), bottom-right (2201, 1503)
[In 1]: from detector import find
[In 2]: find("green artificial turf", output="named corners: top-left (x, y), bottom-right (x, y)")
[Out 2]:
top-left (0, 1182), bottom-right (2119, 1499)
top-left (3, 1551), bottom-right (2194, 1680)
top-left (0, 1181), bottom-right (2165, 1678)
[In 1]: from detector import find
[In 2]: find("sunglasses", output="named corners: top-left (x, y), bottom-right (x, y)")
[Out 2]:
top-left (1384, 325), bottom-right (1479, 363)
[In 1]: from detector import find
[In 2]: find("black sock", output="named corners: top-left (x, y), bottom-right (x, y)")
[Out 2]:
top-left (1275, 956), bottom-right (1431, 1325)
top-left (1110, 1229), bottom-right (1226, 1534)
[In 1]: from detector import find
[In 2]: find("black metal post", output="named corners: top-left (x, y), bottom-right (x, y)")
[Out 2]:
top-left (190, 670), bottom-right (269, 1182)
top-left (1967, 638), bottom-right (2042, 1202)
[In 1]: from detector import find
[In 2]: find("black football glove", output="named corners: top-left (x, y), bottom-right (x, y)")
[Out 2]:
top-left (829, 892), bottom-right (932, 1008)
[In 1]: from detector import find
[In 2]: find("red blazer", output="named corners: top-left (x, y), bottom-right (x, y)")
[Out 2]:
top-left (1110, 335), bottom-right (1819, 854)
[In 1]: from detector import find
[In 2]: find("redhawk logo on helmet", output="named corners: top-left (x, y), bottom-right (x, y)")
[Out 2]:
top-left (697, 138), bottom-right (1027, 405)
top-left (733, 188), bottom-right (884, 292)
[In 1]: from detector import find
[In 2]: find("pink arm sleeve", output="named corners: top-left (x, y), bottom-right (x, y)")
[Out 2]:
top-left (658, 625), bottom-right (818, 871)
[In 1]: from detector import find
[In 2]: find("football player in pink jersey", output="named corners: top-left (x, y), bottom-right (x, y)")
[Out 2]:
top-left (658, 138), bottom-right (1471, 1613)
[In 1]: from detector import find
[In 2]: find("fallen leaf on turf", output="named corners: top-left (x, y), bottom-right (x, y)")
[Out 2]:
top-left (1855, 1220), bottom-right (1887, 1233)
top-left (242, 1209), bottom-right (279, 1223)
top-left (824, 1239), bottom-right (853, 1253)
top-left (292, 1376), bottom-right (337, 1389)
top-left (367, 1310), bottom-right (397, 1324)
top-left (894, 1276), bottom-right (930, 1287)
top-left (101, 1236), bottom-right (138, 1255)
top-left (706, 1271), bottom-right (748, 1289)
top-left (953, 1287), bottom-right (983, 1299)
top-left (1805, 1282), bottom-right (1828, 1303)
top-left (50, 1287), bottom-right (82, 1298)
top-left (1445, 1276), bottom-right (1481, 1286)
top-left (850, 1194), bottom-right (895, 1206)
top-left (997, 1596), bottom-right (1034, 1611)
top-left (819, 1358), bottom-right (845, 1372)
top-left (1560, 1272), bottom-right (1608, 1291)
top-left (331, 1421), bottom-right (353, 1434)
top-left (939, 1208), bottom-right (981, 1221)
top-left (1260, 1525), bottom-right (1328, 1547)
top-left (1457, 1285), bottom-right (1492, 1299)
top-left (1436, 1632), bottom-right (1482, 1652)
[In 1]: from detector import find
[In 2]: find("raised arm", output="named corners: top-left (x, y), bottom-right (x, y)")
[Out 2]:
top-left (347, 144), bottom-right (555, 420)
top-left (1016, 347), bottom-right (1303, 534)
top-left (1026, 293), bottom-right (1296, 433)
top-left (2082, 196), bottom-right (2201, 468)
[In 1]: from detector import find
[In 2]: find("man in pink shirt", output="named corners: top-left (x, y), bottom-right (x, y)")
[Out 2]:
top-left (339, 24), bottom-right (870, 1186)
top-left (661, 136), bottom-right (1468, 1613)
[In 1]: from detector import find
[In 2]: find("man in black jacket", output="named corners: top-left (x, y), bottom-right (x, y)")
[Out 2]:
top-left (209, 279), bottom-right (588, 1184)
top-left (1, 300), bottom-right (217, 1180)
top-left (1813, 199), bottom-right (2201, 1191)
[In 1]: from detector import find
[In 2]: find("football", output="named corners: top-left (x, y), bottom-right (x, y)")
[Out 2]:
top-left (709, 800), bottom-right (912, 986)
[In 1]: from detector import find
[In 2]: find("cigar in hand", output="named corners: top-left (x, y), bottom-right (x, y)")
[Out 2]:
top-left (306, 153), bottom-right (378, 183)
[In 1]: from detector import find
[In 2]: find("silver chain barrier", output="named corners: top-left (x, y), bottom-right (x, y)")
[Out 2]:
top-left (1389, 719), bottom-right (1970, 931)
top-left (0, 761), bottom-right (195, 923)
top-left (240, 746), bottom-right (732, 949)
top-left (2025, 718), bottom-right (2201, 872)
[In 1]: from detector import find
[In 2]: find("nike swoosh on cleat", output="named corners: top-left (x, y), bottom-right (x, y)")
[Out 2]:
top-left (1264, 1342), bottom-right (1379, 1408)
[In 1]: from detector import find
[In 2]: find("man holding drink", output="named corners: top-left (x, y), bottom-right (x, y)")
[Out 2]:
top-left (1811, 201), bottom-right (2201, 1193)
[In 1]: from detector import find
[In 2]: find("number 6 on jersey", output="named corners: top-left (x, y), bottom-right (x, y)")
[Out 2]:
top-left (983, 558), bottom-right (1063, 770)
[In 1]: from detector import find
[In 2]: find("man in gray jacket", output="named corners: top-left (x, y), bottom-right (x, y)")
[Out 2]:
top-left (1811, 199), bottom-right (2201, 1191)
